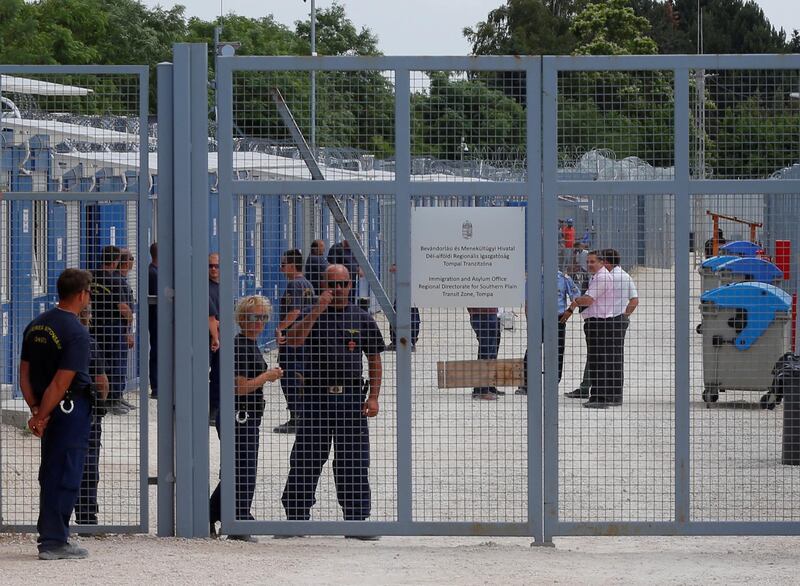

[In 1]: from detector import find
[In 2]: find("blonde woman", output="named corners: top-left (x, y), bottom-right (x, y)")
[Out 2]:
top-left (209, 295), bottom-right (282, 540)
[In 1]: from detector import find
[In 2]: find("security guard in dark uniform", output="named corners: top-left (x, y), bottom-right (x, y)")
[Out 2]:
top-left (90, 245), bottom-right (132, 415)
top-left (209, 295), bottom-right (283, 541)
top-left (74, 307), bottom-right (110, 529)
top-left (281, 264), bottom-right (385, 531)
top-left (274, 249), bottom-right (315, 434)
top-left (19, 268), bottom-right (93, 560)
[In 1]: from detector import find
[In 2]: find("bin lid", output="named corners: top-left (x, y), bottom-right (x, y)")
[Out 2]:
top-left (720, 240), bottom-right (761, 257)
top-left (700, 255), bottom-right (738, 270)
top-left (701, 282), bottom-right (791, 350)
top-left (717, 257), bottom-right (783, 282)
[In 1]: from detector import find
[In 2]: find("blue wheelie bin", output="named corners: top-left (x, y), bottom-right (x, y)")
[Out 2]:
top-left (699, 282), bottom-right (792, 408)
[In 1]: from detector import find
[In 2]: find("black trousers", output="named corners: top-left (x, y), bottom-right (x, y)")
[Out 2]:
top-left (75, 413), bottom-right (103, 524)
top-left (209, 408), bottom-right (262, 524)
top-left (584, 316), bottom-right (628, 401)
top-left (282, 386), bottom-right (371, 521)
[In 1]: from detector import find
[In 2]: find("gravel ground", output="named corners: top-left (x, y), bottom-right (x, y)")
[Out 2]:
top-left (2, 532), bottom-right (800, 584)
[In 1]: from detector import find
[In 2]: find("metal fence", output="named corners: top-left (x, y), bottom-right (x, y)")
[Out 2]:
top-left (0, 65), bottom-right (150, 534)
top-left (3, 48), bottom-right (800, 541)
top-left (544, 54), bottom-right (800, 537)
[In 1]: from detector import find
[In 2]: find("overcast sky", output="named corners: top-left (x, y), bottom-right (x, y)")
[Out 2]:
top-left (142, 0), bottom-right (799, 55)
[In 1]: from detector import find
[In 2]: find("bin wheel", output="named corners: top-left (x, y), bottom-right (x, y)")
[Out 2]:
top-left (702, 388), bottom-right (719, 404)
top-left (759, 392), bottom-right (778, 411)
top-left (695, 323), bottom-right (703, 334)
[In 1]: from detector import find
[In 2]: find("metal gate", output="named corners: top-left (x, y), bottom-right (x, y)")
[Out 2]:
top-left (0, 65), bottom-right (151, 534)
top-left (542, 54), bottom-right (800, 537)
top-left (212, 55), bottom-right (544, 539)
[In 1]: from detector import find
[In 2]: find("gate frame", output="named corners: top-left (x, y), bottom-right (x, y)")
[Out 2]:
top-left (542, 53), bottom-right (800, 539)
top-left (215, 55), bottom-right (545, 540)
top-left (0, 64), bottom-right (150, 534)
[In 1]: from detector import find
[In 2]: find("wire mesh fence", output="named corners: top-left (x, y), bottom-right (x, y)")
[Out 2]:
top-left (690, 194), bottom-right (800, 522)
top-left (0, 69), bottom-right (148, 533)
top-left (0, 199), bottom-right (144, 530)
top-left (5, 53), bottom-right (800, 539)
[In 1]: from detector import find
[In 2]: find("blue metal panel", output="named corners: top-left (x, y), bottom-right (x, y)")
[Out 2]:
top-left (260, 195), bottom-right (284, 344)
top-left (84, 203), bottom-right (126, 270)
top-left (368, 195), bottom-right (381, 307)
top-left (293, 195), bottom-right (304, 249)
top-left (10, 200), bottom-right (33, 394)
top-left (244, 196), bottom-right (256, 277)
top-left (28, 135), bottom-right (50, 173)
top-left (47, 202), bottom-right (67, 293)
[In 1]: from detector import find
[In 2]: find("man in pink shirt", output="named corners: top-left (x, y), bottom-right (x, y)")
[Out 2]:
top-left (562, 250), bottom-right (623, 408)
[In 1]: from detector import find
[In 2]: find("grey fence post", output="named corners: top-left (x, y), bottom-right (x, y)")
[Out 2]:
top-left (216, 53), bottom-right (236, 535)
top-left (394, 68), bottom-right (413, 529)
top-left (541, 57), bottom-right (560, 540)
top-left (674, 67), bottom-right (691, 527)
top-left (189, 43), bottom-right (211, 537)
top-left (171, 43), bottom-right (211, 538)
top-left (526, 58), bottom-right (547, 546)
top-left (156, 62), bottom-right (176, 537)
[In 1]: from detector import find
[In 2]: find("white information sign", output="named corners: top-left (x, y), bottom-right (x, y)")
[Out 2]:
top-left (411, 207), bottom-right (525, 308)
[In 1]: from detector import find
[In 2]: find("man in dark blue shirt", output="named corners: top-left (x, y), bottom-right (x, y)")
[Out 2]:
top-left (148, 243), bottom-right (158, 399)
top-left (209, 253), bottom-right (221, 416)
top-left (304, 239), bottom-right (329, 295)
top-left (90, 245), bottom-right (132, 415)
top-left (327, 239), bottom-right (363, 303)
top-left (274, 249), bottom-right (315, 434)
top-left (20, 268), bottom-right (93, 560)
top-left (115, 247), bottom-right (136, 411)
top-left (281, 264), bottom-right (385, 532)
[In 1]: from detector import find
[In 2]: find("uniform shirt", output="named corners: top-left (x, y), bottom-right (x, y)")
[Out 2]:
top-left (88, 337), bottom-right (108, 381)
top-left (304, 253), bottom-right (329, 295)
top-left (208, 279), bottom-right (220, 320)
top-left (90, 269), bottom-right (126, 346)
top-left (301, 304), bottom-right (385, 386)
top-left (556, 271), bottom-right (580, 314)
top-left (116, 271), bottom-right (134, 306)
top-left (582, 266), bottom-right (615, 319)
top-left (279, 275), bottom-right (315, 323)
top-left (234, 333), bottom-right (266, 413)
top-left (327, 243), bottom-right (359, 281)
top-left (608, 266), bottom-right (638, 317)
top-left (21, 307), bottom-right (91, 402)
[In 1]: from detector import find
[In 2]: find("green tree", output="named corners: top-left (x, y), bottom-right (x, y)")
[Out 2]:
top-left (412, 72), bottom-right (526, 160)
top-left (464, 0), bottom-right (582, 56)
top-left (571, 0), bottom-right (658, 55)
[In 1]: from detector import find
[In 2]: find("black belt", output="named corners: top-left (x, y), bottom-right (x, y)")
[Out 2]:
top-left (585, 315), bottom-right (626, 322)
top-left (308, 381), bottom-right (362, 394)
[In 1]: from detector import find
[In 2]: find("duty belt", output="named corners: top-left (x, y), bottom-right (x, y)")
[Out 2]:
top-left (61, 385), bottom-right (91, 414)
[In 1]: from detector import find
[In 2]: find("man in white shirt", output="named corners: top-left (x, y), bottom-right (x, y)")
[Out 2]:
top-left (601, 248), bottom-right (638, 405)
top-left (563, 249), bottom-right (637, 408)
